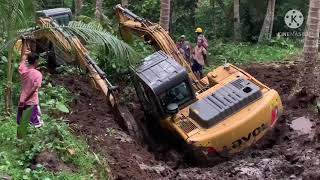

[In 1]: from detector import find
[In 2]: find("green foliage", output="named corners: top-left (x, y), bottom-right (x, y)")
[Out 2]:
top-left (129, 0), bottom-right (160, 23)
top-left (0, 50), bottom-right (22, 109)
top-left (0, 118), bottom-right (108, 179)
top-left (89, 39), bottom-right (153, 81)
top-left (60, 21), bottom-right (133, 59)
top-left (206, 38), bottom-right (301, 71)
top-left (39, 81), bottom-right (71, 114)
top-left (0, 78), bottom-right (108, 179)
top-left (171, 0), bottom-right (198, 40)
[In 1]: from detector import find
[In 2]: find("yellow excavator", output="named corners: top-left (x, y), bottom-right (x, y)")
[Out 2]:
top-left (115, 5), bottom-right (283, 158)
top-left (18, 6), bottom-right (282, 160)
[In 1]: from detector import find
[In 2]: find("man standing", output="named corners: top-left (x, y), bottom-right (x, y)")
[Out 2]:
top-left (192, 39), bottom-right (207, 79)
top-left (195, 27), bottom-right (208, 50)
top-left (17, 38), bottom-right (43, 128)
top-left (176, 35), bottom-right (192, 63)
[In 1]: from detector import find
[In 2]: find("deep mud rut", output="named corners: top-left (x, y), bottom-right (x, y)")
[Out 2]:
top-left (51, 60), bottom-right (320, 180)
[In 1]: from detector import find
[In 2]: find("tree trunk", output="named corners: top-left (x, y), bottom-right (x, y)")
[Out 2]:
top-left (160, 0), bottom-right (171, 31)
top-left (304, 0), bottom-right (320, 63)
top-left (233, 0), bottom-right (241, 41)
top-left (210, 0), bottom-right (216, 39)
top-left (169, 0), bottom-right (174, 34)
top-left (75, 0), bottom-right (83, 16)
top-left (258, 0), bottom-right (276, 43)
top-left (95, 0), bottom-right (103, 20)
top-left (4, 31), bottom-right (14, 116)
top-left (121, 0), bottom-right (128, 7)
top-left (290, 0), bottom-right (320, 104)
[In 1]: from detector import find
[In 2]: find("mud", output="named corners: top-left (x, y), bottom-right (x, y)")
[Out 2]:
top-left (51, 60), bottom-right (320, 179)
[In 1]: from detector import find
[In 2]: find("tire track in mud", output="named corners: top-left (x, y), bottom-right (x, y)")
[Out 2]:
top-left (51, 61), bottom-right (320, 179)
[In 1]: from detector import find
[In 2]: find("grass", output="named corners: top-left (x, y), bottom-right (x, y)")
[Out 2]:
top-left (0, 80), bottom-right (109, 180)
top-left (205, 39), bottom-right (302, 72)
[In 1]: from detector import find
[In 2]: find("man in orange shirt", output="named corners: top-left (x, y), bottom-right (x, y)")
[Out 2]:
top-left (16, 38), bottom-right (43, 128)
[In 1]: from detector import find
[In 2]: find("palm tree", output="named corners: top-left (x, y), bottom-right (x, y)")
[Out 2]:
top-left (258, 0), bottom-right (276, 43)
top-left (304, 0), bottom-right (320, 63)
top-left (160, 0), bottom-right (171, 31)
top-left (233, 0), bottom-right (241, 41)
top-left (95, 0), bottom-right (103, 20)
top-left (291, 0), bottom-right (320, 100)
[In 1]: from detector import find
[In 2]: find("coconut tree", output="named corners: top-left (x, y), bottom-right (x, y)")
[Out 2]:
top-left (291, 0), bottom-right (320, 102)
top-left (304, 0), bottom-right (320, 63)
top-left (233, 0), bottom-right (241, 41)
top-left (258, 0), bottom-right (276, 43)
top-left (160, 0), bottom-right (171, 31)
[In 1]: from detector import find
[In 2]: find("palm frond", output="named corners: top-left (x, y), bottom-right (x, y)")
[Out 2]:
top-left (0, 37), bottom-right (21, 54)
top-left (0, 0), bottom-right (36, 35)
top-left (61, 21), bottom-right (133, 59)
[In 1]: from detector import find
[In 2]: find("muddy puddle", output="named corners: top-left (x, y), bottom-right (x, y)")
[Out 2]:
top-left (290, 117), bottom-right (313, 135)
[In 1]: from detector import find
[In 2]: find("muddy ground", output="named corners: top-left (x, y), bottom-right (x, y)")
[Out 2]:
top-left (52, 60), bottom-right (320, 180)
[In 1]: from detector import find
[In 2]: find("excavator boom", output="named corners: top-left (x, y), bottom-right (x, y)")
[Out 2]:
top-left (115, 5), bottom-right (204, 91)
top-left (19, 9), bottom-right (142, 141)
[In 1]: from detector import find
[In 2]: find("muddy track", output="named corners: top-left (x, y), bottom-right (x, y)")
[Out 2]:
top-left (52, 61), bottom-right (320, 180)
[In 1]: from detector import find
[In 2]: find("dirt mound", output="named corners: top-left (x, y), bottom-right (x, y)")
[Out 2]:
top-left (244, 62), bottom-right (299, 97)
top-left (33, 150), bottom-right (75, 172)
top-left (51, 60), bottom-right (320, 179)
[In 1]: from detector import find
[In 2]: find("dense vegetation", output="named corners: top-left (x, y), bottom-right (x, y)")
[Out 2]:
top-left (0, 53), bottom-right (108, 178)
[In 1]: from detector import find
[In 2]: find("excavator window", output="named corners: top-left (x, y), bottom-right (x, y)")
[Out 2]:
top-left (159, 81), bottom-right (193, 111)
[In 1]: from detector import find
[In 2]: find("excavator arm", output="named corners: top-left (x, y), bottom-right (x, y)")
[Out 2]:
top-left (20, 14), bottom-right (142, 140)
top-left (115, 5), bottom-right (204, 91)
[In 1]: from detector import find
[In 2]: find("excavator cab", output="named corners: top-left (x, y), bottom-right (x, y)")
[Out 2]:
top-left (133, 51), bottom-right (196, 118)
top-left (36, 8), bottom-right (72, 26)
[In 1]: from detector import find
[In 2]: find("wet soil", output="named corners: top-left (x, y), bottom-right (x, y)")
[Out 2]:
top-left (52, 60), bottom-right (320, 179)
